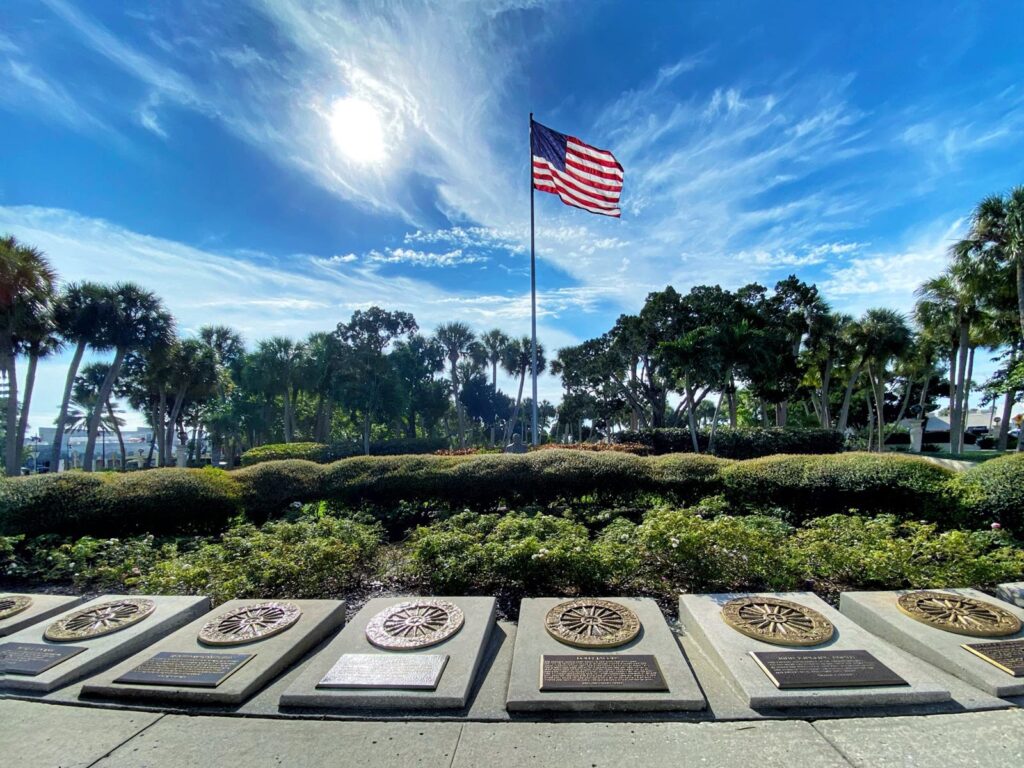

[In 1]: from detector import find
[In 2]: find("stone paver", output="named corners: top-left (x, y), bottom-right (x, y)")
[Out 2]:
top-left (93, 713), bottom-right (464, 767)
top-left (814, 709), bottom-right (1024, 768)
top-left (452, 721), bottom-right (851, 767)
top-left (0, 699), bottom-right (162, 768)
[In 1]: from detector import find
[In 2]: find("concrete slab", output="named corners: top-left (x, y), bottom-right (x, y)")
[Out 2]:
top-left (679, 592), bottom-right (951, 710)
top-left (0, 594), bottom-right (209, 693)
top-left (840, 589), bottom-right (1024, 698)
top-left (452, 720), bottom-right (850, 767)
top-left (506, 597), bottom-right (705, 712)
top-left (80, 599), bottom-right (344, 706)
top-left (91, 712), bottom-right (463, 767)
top-left (0, 699), bottom-right (162, 768)
top-left (996, 582), bottom-right (1024, 609)
top-left (280, 596), bottom-right (495, 710)
top-left (0, 593), bottom-right (85, 637)
top-left (814, 709), bottom-right (1024, 768)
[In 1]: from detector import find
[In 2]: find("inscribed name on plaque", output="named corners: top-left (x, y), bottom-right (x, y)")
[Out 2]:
top-left (961, 639), bottom-right (1024, 677)
top-left (0, 642), bottom-right (88, 676)
top-left (540, 654), bottom-right (668, 692)
top-left (115, 651), bottom-right (255, 688)
top-left (750, 650), bottom-right (908, 690)
top-left (317, 653), bottom-right (448, 690)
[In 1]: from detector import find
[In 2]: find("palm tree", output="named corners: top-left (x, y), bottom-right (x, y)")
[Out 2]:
top-left (163, 339), bottom-right (220, 464)
top-left (858, 308), bottom-right (911, 451)
top-left (479, 329), bottom-right (511, 391)
top-left (435, 322), bottom-right (476, 448)
top-left (14, 300), bottom-right (62, 455)
top-left (967, 188), bottom-right (1024, 341)
top-left (249, 337), bottom-right (303, 443)
top-left (74, 363), bottom-right (128, 469)
top-left (502, 336), bottom-right (546, 444)
top-left (0, 236), bottom-right (56, 476)
top-left (83, 284), bottom-right (174, 471)
top-left (51, 282), bottom-right (113, 472)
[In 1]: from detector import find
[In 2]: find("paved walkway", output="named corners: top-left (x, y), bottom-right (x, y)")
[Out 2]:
top-left (3, 699), bottom-right (1023, 768)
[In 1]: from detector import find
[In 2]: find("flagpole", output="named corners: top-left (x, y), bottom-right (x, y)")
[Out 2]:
top-left (529, 113), bottom-right (539, 446)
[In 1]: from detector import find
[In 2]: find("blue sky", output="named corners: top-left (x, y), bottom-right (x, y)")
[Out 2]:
top-left (3, 1), bottom-right (1024, 428)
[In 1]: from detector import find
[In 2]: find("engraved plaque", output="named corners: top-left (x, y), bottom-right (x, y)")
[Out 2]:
top-left (961, 639), bottom-right (1024, 677)
top-left (0, 595), bottom-right (33, 621)
top-left (365, 600), bottom-right (464, 650)
top-left (897, 591), bottom-right (1022, 637)
top-left (114, 651), bottom-right (255, 688)
top-left (721, 596), bottom-right (834, 647)
top-left (45, 598), bottom-right (156, 642)
top-left (539, 654), bottom-right (668, 692)
top-left (317, 653), bottom-right (448, 690)
top-left (544, 599), bottom-right (641, 649)
top-left (198, 601), bottom-right (301, 646)
top-left (750, 650), bottom-right (908, 689)
top-left (0, 642), bottom-right (87, 675)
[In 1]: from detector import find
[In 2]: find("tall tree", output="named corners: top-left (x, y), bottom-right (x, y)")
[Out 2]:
top-left (50, 282), bottom-right (113, 472)
top-left (501, 336), bottom-right (546, 444)
top-left (0, 236), bottom-right (56, 476)
top-left (435, 321), bottom-right (476, 448)
top-left (14, 298), bottom-right (62, 456)
top-left (83, 284), bottom-right (174, 471)
top-left (857, 308), bottom-right (912, 451)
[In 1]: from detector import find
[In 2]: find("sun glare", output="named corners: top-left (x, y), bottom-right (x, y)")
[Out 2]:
top-left (328, 97), bottom-right (387, 164)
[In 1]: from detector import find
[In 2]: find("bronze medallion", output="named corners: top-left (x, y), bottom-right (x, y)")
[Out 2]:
top-left (0, 595), bottom-right (33, 621)
top-left (544, 598), bottom-right (641, 649)
top-left (896, 591), bottom-right (1022, 637)
top-left (365, 600), bottom-right (465, 650)
top-left (198, 601), bottom-right (302, 646)
top-left (721, 596), bottom-right (835, 647)
top-left (44, 598), bottom-right (156, 642)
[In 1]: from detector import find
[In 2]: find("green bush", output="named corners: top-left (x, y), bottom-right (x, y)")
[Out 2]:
top-left (0, 469), bottom-right (240, 537)
top-left (615, 427), bottom-right (845, 458)
top-left (138, 515), bottom-right (382, 604)
top-left (791, 514), bottom-right (1024, 597)
top-left (722, 452), bottom-right (957, 524)
top-left (407, 511), bottom-right (610, 594)
top-left (233, 460), bottom-right (325, 521)
top-left (240, 438), bottom-right (450, 467)
top-left (240, 443), bottom-right (332, 467)
top-left (950, 452), bottom-right (1024, 533)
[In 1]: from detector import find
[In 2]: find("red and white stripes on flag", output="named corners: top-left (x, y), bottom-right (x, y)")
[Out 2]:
top-left (530, 119), bottom-right (623, 217)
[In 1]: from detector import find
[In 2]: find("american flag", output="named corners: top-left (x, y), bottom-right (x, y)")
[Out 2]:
top-left (531, 119), bottom-right (623, 217)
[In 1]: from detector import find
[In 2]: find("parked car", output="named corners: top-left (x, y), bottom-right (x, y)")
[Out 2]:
top-left (965, 426), bottom-right (990, 436)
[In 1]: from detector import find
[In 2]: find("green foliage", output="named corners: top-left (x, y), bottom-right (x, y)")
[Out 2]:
top-left (407, 511), bottom-right (609, 594)
top-left (721, 452), bottom-right (957, 524)
top-left (239, 438), bottom-right (450, 467)
top-left (0, 469), bottom-right (240, 536)
top-left (790, 515), bottom-right (1024, 597)
top-left (138, 515), bottom-right (382, 604)
top-left (233, 459), bottom-right (324, 521)
top-left (950, 452), bottom-right (1024, 533)
top-left (240, 442), bottom-right (333, 466)
top-left (615, 427), bottom-right (845, 457)
top-left (4, 534), bottom-right (168, 590)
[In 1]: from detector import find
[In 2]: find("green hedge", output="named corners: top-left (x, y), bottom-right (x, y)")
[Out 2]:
top-left (950, 453), bottom-right (1024, 533)
top-left (0, 469), bottom-right (240, 537)
top-left (240, 438), bottom-right (449, 467)
top-left (4, 450), bottom-right (1020, 538)
top-left (721, 453), bottom-right (958, 525)
top-left (615, 427), bottom-right (845, 458)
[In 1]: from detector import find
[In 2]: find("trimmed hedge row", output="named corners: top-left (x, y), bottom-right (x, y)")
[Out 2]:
top-left (614, 427), bottom-right (845, 458)
top-left (240, 438), bottom-right (449, 466)
top-left (3, 450), bottom-right (1021, 538)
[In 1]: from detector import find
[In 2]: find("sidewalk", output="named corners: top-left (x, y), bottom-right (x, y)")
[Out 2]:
top-left (3, 699), bottom-right (1022, 768)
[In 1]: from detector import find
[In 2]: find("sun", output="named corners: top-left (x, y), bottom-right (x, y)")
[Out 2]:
top-left (328, 97), bottom-right (387, 164)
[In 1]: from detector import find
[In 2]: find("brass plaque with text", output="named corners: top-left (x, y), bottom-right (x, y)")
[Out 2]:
top-left (961, 639), bottom-right (1024, 677)
top-left (115, 651), bottom-right (255, 688)
top-left (750, 650), bottom-right (908, 689)
top-left (540, 654), bottom-right (667, 692)
top-left (0, 642), bottom-right (87, 676)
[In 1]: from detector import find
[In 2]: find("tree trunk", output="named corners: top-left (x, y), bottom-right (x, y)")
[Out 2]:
top-left (450, 360), bottom-right (465, 449)
top-left (1017, 257), bottom-right (1024, 342)
top-left (820, 357), bottom-right (833, 428)
top-left (685, 386), bottom-right (700, 453)
top-left (837, 364), bottom-right (862, 433)
top-left (998, 388), bottom-right (1015, 450)
top-left (1, 338), bottom-right (19, 476)
top-left (775, 401), bottom-right (788, 427)
top-left (708, 390), bottom-right (725, 454)
top-left (959, 345), bottom-right (976, 448)
top-left (51, 340), bottom-right (86, 472)
top-left (505, 369), bottom-right (527, 444)
top-left (107, 400), bottom-right (126, 470)
top-left (363, 412), bottom-right (370, 455)
top-left (166, 388), bottom-right (187, 463)
top-left (951, 324), bottom-right (969, 454)
top-left (83, 347), bottom-right (127, 471)
top-left (15, 352), bottom-right (39, 456)
top-left (894, 376), bottom-right (914, 429)
top-left (156, 390), bottom-right (167, 467)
